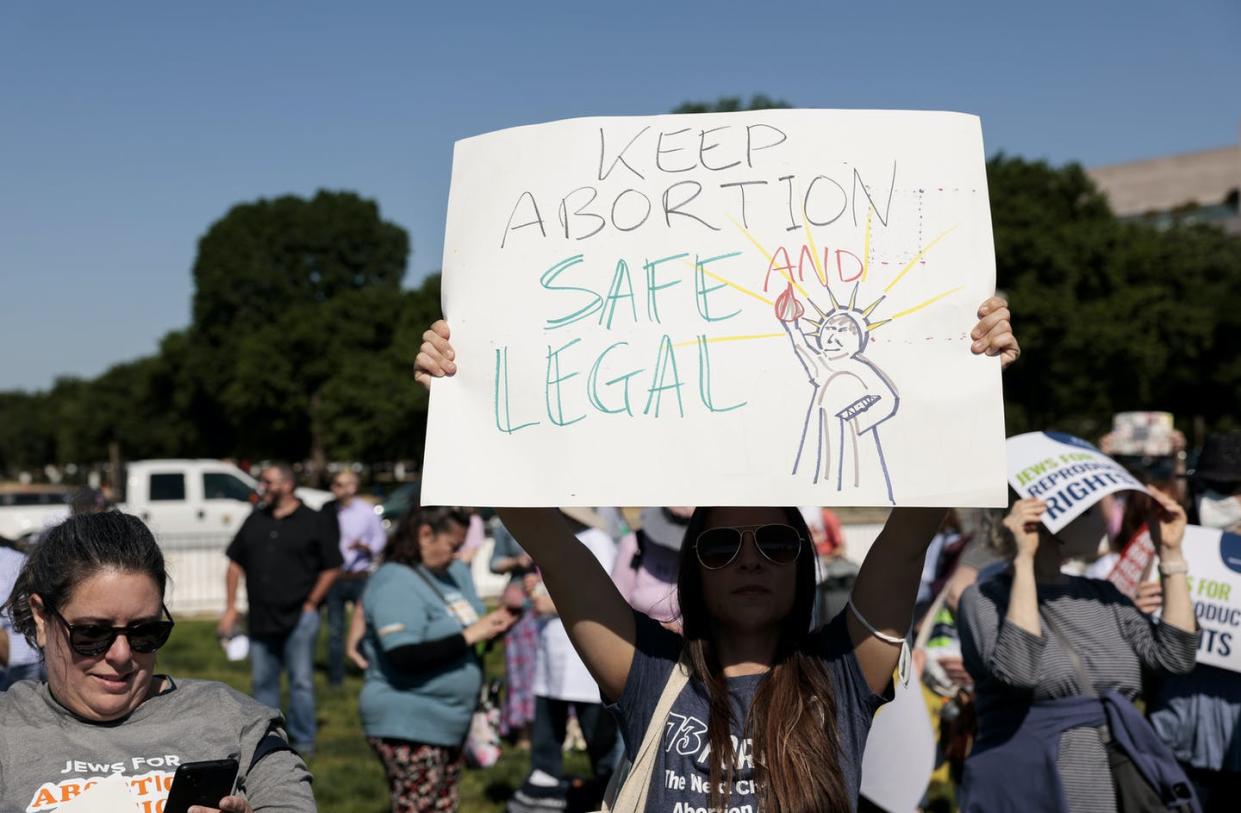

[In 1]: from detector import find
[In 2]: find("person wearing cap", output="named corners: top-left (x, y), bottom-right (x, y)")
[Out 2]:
top-left (509, 507), bottom-right (619, 813)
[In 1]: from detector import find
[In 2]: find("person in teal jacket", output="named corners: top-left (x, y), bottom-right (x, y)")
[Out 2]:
top-left (360, 506), bottom-right (516, 813)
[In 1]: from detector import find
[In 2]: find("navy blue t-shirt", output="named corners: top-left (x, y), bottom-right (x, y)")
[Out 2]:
top-left (608, 611), bottom-right (891, 813)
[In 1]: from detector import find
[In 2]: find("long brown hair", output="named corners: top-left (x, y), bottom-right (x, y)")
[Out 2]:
top-left (676, 507), bottom-right (849, 813)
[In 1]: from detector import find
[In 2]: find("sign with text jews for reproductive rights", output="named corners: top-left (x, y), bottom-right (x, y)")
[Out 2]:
top-left (1111, 525), bottom-right (1241, 673)
top-left (1177, 525), bottom-right (1241, 672)
top-left (422, 110), bottom-right (1007, 507)
top-left (1008, 432), bottom-right (1145, 533)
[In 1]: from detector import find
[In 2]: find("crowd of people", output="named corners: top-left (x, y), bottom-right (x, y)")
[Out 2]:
top-left (0, 298), bottom-right (1239, 813)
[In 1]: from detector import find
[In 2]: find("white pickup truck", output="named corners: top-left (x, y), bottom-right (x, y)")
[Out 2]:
top-left (119, 460), bottom-right (333, 615)
top-left (120, 459), bottom-right (331, 539)
top-left (0, 485), bottom-right (72, 546)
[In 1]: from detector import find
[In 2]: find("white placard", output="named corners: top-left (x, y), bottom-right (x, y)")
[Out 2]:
top-left (1109, 525), bottom-right (1241, 672)
top-left (1174, 525), bottom-right (1241, 672)
top-left (424, 109), bottom-right (1007, 507)
top-left (860, 678), bottom-right (937, 811)
top-left (1007, 432), bottom-right (1144, 533)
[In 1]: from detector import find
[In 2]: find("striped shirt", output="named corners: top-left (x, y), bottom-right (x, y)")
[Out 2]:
top-left (959, 573), bottom-right (1199, 813)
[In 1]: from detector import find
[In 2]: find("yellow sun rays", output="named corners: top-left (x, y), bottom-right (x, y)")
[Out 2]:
top-left (882, 225), bottom-right (957, 294)
top-left (670, 209), bottom-right (964, 345)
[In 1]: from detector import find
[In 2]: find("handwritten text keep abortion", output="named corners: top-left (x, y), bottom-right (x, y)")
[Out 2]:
top-left (499, 122), bottom-right (897, 246)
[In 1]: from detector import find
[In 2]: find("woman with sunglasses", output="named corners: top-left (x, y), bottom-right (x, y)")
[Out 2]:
top-left (0, 511), bottom-right (315, 813)
top-left (414, 296), bottom-right (1018, 812)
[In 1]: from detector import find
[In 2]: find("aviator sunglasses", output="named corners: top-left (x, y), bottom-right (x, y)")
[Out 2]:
top-left (694, 524), bottom-right (803, 570)
top-left (47, 604), bottom-right (175, 657)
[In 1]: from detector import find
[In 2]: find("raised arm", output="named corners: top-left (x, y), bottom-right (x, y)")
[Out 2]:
top-left (955, 499), bottom-right (1050, 692)
top-left (1111, 490), bottom-right (1199, 674)
top-left (495, 509), bottom-right (636, 700)
top-left (845, 296), bottom-right (1019, 692)
top-left (414, 321), bottom-right (636, 700)
top-left (847, 507), bottom-right (946, 691)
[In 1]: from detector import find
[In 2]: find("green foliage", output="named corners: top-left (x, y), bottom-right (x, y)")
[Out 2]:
top-left (2, 145), bottom-right (1240, 476)
top-left (989, 155), bottom-right (1241, 436)
top-left (187, 191), bottom-right (412, 464)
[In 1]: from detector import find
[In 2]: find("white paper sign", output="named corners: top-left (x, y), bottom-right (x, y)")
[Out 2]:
top-left (860, 678), bottom-right (937, 811)
top-left (424, 109), bottom-right (1007, 507)
top-left (1174, 525), bottom-right (1241, 672)
top-left (1007, 432), bottom-right (1144, 533)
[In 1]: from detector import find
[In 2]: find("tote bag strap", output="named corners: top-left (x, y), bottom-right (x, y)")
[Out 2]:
top-left (601, 652), bottom-right (692, 813)
top-left (413, 565), bottom-right (469, 627)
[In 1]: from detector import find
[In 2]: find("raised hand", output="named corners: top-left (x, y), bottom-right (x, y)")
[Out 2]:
top-left (1148, 488), bottom-right (1187, 554)
top-left (971, 296), bottom-right (1019, 369)
top-left (1004, 498), bottom-right (1046, 560)
top-left (414, 320), bottom-right (456, 389)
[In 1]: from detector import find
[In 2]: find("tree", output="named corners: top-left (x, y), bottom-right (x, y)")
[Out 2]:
top-left (186, 190), bottom-right (410, 470)
top-left (0, 391), bottom-right (54, 473)
top-left (989, 155), bottom-right (1241, 437)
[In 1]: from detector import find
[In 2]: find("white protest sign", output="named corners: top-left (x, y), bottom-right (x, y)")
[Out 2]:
top-left (1007, 432), bottom-right (1144, 533)
top-left (860, 678), bottom-right (936, 811)
top-left (1169, 525), bottom-right (1241, 672)
top-left (424, 110), bottom-right (1007, 507)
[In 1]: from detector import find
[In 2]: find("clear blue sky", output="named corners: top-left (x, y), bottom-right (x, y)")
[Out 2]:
top-left (2, 1), bottom-right (1237, 391)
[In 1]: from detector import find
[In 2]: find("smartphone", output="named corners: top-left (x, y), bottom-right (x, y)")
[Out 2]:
top-left (163, 758), bottom-right (240, 813)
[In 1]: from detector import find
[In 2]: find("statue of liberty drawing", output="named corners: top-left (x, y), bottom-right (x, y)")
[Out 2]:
top-left (774, 282), bottom-right (899, 504)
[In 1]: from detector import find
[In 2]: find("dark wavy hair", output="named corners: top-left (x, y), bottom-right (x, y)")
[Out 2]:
top-left (2, 512), bottom-right (167, 649)
top-left (385, 506), bottom-right (470, 567)
top-left (676, 507), bottom-right (848, 813)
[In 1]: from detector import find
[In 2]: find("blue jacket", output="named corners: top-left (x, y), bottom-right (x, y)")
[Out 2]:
top-left (960, 689), bottom-right (1200, 812)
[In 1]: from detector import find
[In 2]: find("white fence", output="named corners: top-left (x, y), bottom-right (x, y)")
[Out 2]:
top-left (157, 532), bottom-right (507, 618)
top-left (157, 523), bottom-right (882, 620)
top-left (158, 532), bottom-right (246, 617)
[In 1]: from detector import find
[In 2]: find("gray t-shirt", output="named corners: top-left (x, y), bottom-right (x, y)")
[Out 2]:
top-left (0, 676), bottom-right (315, 813)
top-left (608, 611), bottom-right (889, 813)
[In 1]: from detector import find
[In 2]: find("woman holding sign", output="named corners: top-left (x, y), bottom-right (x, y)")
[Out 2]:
top-left (957, 493), bottom-right (1200, 812)
top-left (415, 296), bottom-right (1017, 813)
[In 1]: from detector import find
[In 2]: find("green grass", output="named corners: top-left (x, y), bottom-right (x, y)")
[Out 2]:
top-left (160, 617), bottom-right (589, 813)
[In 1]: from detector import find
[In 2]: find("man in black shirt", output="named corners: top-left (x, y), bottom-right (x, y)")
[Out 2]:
top-left (218, 462), bottom-right (342, 756)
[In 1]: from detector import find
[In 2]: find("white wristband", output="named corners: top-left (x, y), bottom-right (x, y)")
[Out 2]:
top-left (847, 599), bottom-right (908, 644)
top-left (848, 599), bottom-right (912, 687)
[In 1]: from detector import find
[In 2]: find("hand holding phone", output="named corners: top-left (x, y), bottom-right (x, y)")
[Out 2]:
top-left (164, 758), bottom-right (240, 813)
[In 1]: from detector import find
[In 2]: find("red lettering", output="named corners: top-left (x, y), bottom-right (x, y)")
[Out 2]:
top-left (762, 246), bottom-right (796, 292)
top-left (835, 249), bottom-right (863, 282)
top-left (796, 244), bottom-right (824, 285)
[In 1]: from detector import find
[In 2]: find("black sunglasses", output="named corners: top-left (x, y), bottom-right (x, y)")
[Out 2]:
top-left (48, 604), bottom-right (175, 657)
top-left (695, 524), bottom-right (803, 570)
